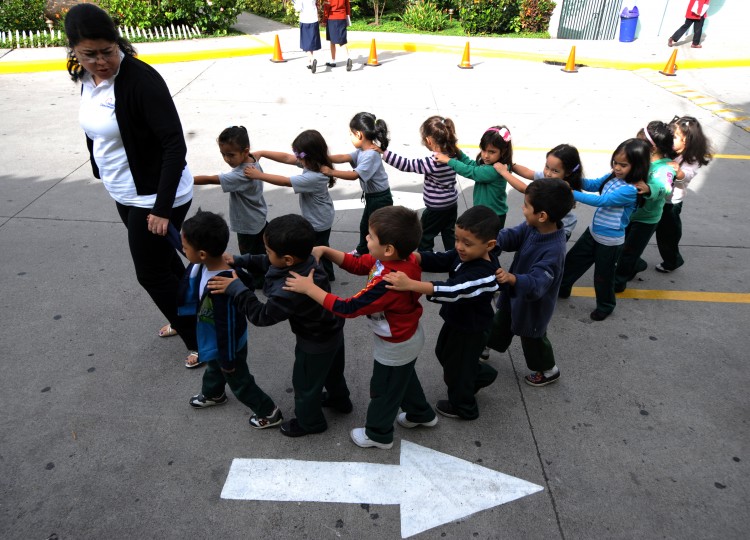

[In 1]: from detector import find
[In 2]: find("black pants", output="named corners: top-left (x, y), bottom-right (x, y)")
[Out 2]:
top-left (615, 220), bottom-right (658, 290)
top-left (116, 201), bottom-right (197, 351)
top-left (655, 202), bottom-right (684, 271)
top-left (314, 228), bottom-right (335, 281)
top-left (419, 205), bottom-right (457, 252)
top-left (671, 17), bottom-right (705, 45)
top-left (237, 222), bottom-right (267, 289)
top-left (356, 189), bottom-right (393, 254)
top-left (487, 307), bottom-right (556, 373)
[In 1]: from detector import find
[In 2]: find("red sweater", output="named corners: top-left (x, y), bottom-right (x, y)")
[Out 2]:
top-left (323, 253), bottom-right (422, 343)
top-left (327, 0), bottom-right (350, 20)
top-left (685, 0), bottom-right (709, 19)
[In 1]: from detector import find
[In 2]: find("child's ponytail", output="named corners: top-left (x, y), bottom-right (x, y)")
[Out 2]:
top-left (640, 121), bottom-right (676, 159)
top-left (420, 116), bottom-right (459, 156)
top-left (350, 111), bottom-right (390, 151)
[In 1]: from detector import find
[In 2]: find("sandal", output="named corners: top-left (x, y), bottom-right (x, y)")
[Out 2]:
top-left (185, 351), bottom-right (202, 369)
top-left (159, 323), bottom-right (178, 338)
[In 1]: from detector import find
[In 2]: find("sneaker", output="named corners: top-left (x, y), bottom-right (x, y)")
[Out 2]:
top-left (479, 346), bottom-right (490, 361)
top-left (346, 58), bottom-right (353, 71)
top-left (311, 59), bottom-right (317, 74)
top-left (435, 399), bottom-right (461, 418)
top-left (320, 391), bottom-right (353, 414)
top-left (525, 371), bottom-right (560, 387)
top-left (590, 309), bottom-right (610, 321)
top-left (189, 393), bottom-right (227, 408)
top-left (249, 406), bottom-right (283, 429)
top-left (655, 263), bottom-right (672, 273)
top-left (397, 412), bottom-right (438, 429)
top-left (280, 418), bottom-right (324, 437)
top-left (325, 62), bottom-right (336, 68)
top-left (350, 427), bottom-right (392, 449)
top-left (614, 282), bottom-right (626, 293)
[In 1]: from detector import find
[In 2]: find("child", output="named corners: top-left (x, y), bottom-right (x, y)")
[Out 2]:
top-left (668, 0), bottom-right (710, 48)
top-left (179, 210), bottom-right (282, 429)
top-left (323, 0), bottom-right (352, 70)
top-left (382, 115), bottom-right (460, 252)
top-left (192, 126), bottom-right (267, 290)
top-left (557, 138), bottom-right (651, 321)
top-left (207, 214), bottom-right (350, 438)
top-left (655, 115), bottom-right (713, 273)
top-left (493, 143), bottom-right (584, 240)
top-left (382, 205), bottom-right (501, 420)
top-left (434, 126), bottom-right (512, 228)
top-left (243, 129), bottom-right (337, 281)
top-left (614, 121), bottom-right (676, 292)
top-left (284, 206), bottom-right (437, 450)
top-left (294, 0), bottom-right (321, 73)
top-left (487, 179), bottom-right (574, 386)
top-left (323, 112), bottom-right (392, 256)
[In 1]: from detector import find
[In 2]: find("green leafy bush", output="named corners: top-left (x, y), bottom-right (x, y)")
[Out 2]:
top-left (98, 0), bottom-right (249, 33)
top-left (98, 0), bottom-right (158, 28)
top-left (458, 0), bottom-right (519, 35)
top-left (518, 0), bottom-right (555, 32)
top-left (0, 0), bottom-right (47, 32)
top-left (401, 1), bottom-right (448, 32)
top-left (246, 0), bottom-right (298, 26)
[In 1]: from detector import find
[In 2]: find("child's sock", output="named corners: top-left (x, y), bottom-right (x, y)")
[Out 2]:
top-left (543, 365), bottom-right (559, 378)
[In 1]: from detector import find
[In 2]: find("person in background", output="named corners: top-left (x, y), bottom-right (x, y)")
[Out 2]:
top-left (668, 0), bottom-right (710, 48)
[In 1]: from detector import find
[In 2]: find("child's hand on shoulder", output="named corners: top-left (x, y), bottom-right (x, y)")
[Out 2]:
top-left (495, 267), bottom-right (516, 286)
top-left (320, 165), bottom-right (334, 176)
top-left (432, 152), bottom-right (450, 164)
top-left (284, 268), bottom-right (315, 294)
top-left (493, 162), bottom-right (512, 177)
top-left (222, 252), bottom-right (236, 267)
top-left (244, 165), bottom-right (261, 179)
top-left (311, 246), bottom-right (326, 262)
top-left (207, 271), bottom-right (238, 294)
top-left (382, 271), bottom-right (414, 291)
top-left (635, 180), bottom-right (650, 195)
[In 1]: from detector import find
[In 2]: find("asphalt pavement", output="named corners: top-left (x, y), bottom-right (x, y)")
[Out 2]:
top-left (0, 12), bottom-right (748, 540)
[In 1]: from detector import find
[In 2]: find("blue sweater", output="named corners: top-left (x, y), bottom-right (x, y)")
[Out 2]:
top-left (574, 173), bottom-right (638, 243)
top-left (496, 223), bottom-right (567, 338)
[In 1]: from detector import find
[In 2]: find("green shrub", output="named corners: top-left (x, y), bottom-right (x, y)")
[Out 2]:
top-left (518, 0), bottom-right (555, 32)
top-left (458, 0), bottom-right (519, 35)
top-left (98, 0), bottom-right (157, 28)
top-left (159, 0), bottom-right (250, 33)
top-left (246, 0), bottom-right (298, 26)
top-left (0, 0), bottom-right (47, 32)
top-left (401, 1), bottom-right (448, 32)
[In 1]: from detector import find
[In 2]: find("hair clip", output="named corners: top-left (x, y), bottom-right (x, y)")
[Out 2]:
top-left (571, 164), bottom-right (580, 173)
top-left (293, 150), bottom-right (307, 159)
top-left (642, 125), bottom-right (655, 146)
top-left (486, 127), bottom-right (511, 142)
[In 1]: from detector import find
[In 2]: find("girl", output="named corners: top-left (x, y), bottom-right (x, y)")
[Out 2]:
top-left (294, 0), bottom-right (321, 73)
top-left (324, 0), bottom-right (352, 70)
top-left (192, 126), bottom-right (268, 293)
top-left (434, 126), bottom-right (512, 228)
top-left (324, 111), bottom-right (392, 255)
top-left (243, 129), bottom-right (337, 281)
top-left (614, 121), bottom-right (676, 292)
top-left (493, 143), bottom-right (584, 240)
top-left (382, 115), bottom-right (460, 251)
top-left (655, 115), bottom-right (713, 273)
top-left (557, 138), bottom-right (651, 321)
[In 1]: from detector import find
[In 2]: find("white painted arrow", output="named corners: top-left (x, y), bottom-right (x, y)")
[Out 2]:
top-left (221, 440), bottom-right (543, 538)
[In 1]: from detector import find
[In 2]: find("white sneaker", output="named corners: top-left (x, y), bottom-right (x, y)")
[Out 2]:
top-left (350, 427), bottom-right (393, 449)
top-left (397, 412), bottom-right (438, 429)
top-left (655, 263), bottom-right (672, 273)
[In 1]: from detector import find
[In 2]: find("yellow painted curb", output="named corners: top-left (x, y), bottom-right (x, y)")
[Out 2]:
top-left (571, 286), bottom-right (750, 303)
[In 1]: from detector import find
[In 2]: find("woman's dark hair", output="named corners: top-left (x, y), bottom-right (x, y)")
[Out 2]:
top-left (293, 130), bottom-right (336, 188)
top-left (639, 120), bottom-right (677, 160)
top-left (547, 144), bottom-right (583, 191)
top-left (64, 3), bottom-right (136, 82)
top-left (350, 112), bottom-right (390, 151)
top-left (670, 115), bottom-right (713, 166)
top-left (476, 126), bottom-right (513, 168)
top-left (420, 116), bottom-right (459, 157)
top-left (217, 126), bottom-right (250, 150)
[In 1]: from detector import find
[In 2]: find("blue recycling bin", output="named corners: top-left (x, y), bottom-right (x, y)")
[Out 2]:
top-left (619, 6), bottom-right (639, 42)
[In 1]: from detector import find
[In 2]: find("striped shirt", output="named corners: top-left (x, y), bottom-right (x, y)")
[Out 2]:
top-left (574, 174), bottom-right (638, 246)
top-left (383, 150), bottom-right (458, 209)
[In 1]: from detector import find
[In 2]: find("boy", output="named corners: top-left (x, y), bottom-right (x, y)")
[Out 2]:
top-left (284, 206), bottom-right (436, 450)
top-left (383, 205), bottom-right (501, 420)
top-left (487, 178), bottom-right (574, 386)
top-left (207, 214), bottom-right (350, 438)
top-left (179, 210), bottom-right (282, 429)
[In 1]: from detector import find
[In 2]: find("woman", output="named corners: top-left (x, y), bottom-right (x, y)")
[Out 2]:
top-left (65, 4), bottom-right (199, 367)
top-left (324, 0), bottom-right (352, 71)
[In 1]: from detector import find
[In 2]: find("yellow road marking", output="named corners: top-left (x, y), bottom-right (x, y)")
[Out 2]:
top-left (571, 287), bottom-right (750, 303)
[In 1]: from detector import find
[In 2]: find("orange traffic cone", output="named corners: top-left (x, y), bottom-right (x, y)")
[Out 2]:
top-left (561, 46), bottom-right (578, 73)
top-left (458, 42), bottom-right (473, 69)
top-left (659, 50), bottom-right (678, 76)
top-left (270, 34), bottom-right (286, 63)
top-left (366, 39), bottom-right (381, 66)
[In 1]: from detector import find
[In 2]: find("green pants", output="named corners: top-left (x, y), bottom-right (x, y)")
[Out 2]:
top-left (615, 220), bottom-right (658, 289)
top-left (487, 308), bottom-right (556, 373)
top-left (237, 222), bottom-right (267, 290)
top-left (314, 228), bottom-right (335, 281)
top-left (201, 346), bottom-right (276, 417)
top-left (293, 337), bottom-right (349, 433)
top-left (365, 359), bottom-right (434, 444)
top-left (655, 202), bottom-right (684, 271)
top-left (419, 205), bottom-right (457, 252)
top-left (435, 323), bottom-right (497, 420)
top-left (356, 189), bottom-right (393, 255)
top-left (559, 227), bottom-right (623, 315)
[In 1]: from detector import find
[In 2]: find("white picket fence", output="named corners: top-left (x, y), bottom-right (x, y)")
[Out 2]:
top-left (0, 24), bottom-right (202, 48)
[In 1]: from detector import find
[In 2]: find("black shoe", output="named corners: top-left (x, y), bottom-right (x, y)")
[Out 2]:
top-left (346, 58), bottom-right (353, 71)
top-left (590, 309), bottom-right (610, 321)
top-left (325, 62), bottom-right (336, 68)
top-left (435, 399), bottom-right (461, 418)
top-left (321, 391), bottom-right (353, 414)
top-left (614, 283), bottom-right (626, 293)
top-left (558, 289), bottom-right (571, 299)
top-left (280, 418), bottom-right (324, 437)
top-left (306, 64), bottom-right (312, 70)
top-left (189, 393), bottom-right (227, 408)
top-left (311, 59), bottom-right (317, 74)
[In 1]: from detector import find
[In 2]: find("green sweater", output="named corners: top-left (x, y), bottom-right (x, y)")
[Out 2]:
top-left (447, 151), bottom-right (508, 216)
top-left (631, 158), bottom-right (674, 224)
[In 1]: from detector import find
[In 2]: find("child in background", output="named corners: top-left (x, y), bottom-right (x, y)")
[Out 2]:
top-left (207, 214), bottom-right (350, 438)
top-left (668, 0), bottom-right (710, 48)
top-left (655, 115), bottom-right (713, 273)
top-left (192, 126), bottom-right (267, 290)
top-left (558, 138), bottom-right (651, 321)
top-left (284, 206), bottom-right (437, 450)
top-left (383, 205), bottom-right (501, 420)
top-left (493, 143), bottom-right (584, 240)
top-left (614, 121), bottom-right (676, 292)
top-left (294, 0), bottom-right (322, 73)
top-left (323, 0), bottom-right (352, 70)
top-left (382, 115), bottom-right (460, 252)
top-left (324, 112), bottom-right (392, 256)
top-left (487, 179), bottom-right (574, 386)
top-left (434, 126), bottom-right (512, 228)
top-left (180, 210), bottom-right (282, 429)
top-left (243, 129), bottom-right (337, 281)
